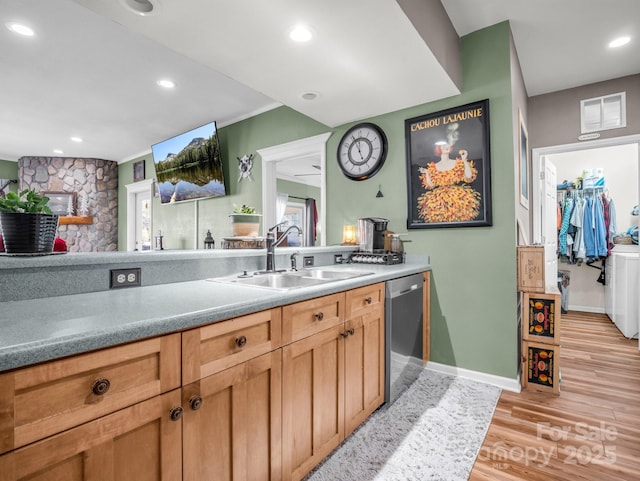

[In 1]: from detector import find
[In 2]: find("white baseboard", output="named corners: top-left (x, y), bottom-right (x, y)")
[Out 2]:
top-left (569, 305), bottom-right (605, 313)
top-left (425, 361), bottom-right (521, 393)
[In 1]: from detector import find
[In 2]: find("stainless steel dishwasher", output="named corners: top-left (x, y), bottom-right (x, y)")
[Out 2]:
top-left (385, 273), bottom-right (424, 404)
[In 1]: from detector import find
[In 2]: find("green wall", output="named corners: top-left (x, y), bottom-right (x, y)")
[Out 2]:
top-left (118, 22), bottom-right (518, 378)
top-left (118, 109), bottom-right (328, 250)
top-left (0, 160), bottom-right (19, 193)
top-left (324, 22), bottom-right (517, 378)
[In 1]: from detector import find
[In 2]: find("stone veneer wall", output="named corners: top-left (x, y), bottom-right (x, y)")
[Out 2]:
top-left (18, 157), bottom-right (118, 252)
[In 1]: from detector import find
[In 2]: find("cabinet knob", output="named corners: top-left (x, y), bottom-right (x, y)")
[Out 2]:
top-left (91, 377), bottom-right (111, 396)
top-left (364, 296), bottom-right (372, 304)
top-left (235, 335), bottom-right (247, 348)
top-left (347, 328), bottom-right (355, 336)
top-left (340, 331), bottom-right (349, 338)
top-left (189, 395), bottom-right (203, 411)
top-left (169, 406), bottom-right (183, 421)
top-left (314, 312), bottom-right (324, 321)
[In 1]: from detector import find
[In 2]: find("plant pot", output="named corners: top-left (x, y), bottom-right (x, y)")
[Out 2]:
top-left (0, 212), bottom-right (59, 253)
top-left (229, 213), bottom-right (261, 237)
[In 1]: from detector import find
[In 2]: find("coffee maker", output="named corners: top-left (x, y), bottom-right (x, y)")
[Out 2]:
top-left (351, 217), bottom-right (402, 264)
top-left (357, 217), bottom-right (388, 252)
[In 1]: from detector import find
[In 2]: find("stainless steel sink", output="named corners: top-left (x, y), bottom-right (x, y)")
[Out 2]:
top-left (209, 268), bottom-right (373, 291)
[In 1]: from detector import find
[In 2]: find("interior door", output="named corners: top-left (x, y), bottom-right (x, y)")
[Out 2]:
top-left (135, 190), bottom-right (152, 250)
top-left (541, 156), bottom-right (558, 292)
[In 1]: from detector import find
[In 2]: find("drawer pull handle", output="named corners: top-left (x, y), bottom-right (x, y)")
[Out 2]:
top-left (347, 328), bottom-right (355, 336)
top-left (235, 335), bottom-right (247, 348)
top-left (169, 406), bottom-right (183, 421)
top-left (91, 378), bottom-right (111, 396)
top-left (314, 312), bottom-right (324, 321)
top-left (364, 297), bottom-right (372, 304)
top-left (189, 395), bottom-right (203, 411)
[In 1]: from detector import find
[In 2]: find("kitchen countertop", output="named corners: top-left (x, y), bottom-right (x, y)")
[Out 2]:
top-left (0, 257), bottom-right (430, 372)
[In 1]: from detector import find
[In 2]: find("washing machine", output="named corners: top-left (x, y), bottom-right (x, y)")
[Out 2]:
top-left (610, 246), bottom-right (639, 339)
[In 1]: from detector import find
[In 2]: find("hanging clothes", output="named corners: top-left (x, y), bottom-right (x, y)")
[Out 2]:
top-left (558, 197), bottom-right (574, 256)
top-left (570, 197), bottom-right (586, 261)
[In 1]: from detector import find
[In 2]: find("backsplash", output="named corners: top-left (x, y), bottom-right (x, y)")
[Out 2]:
top-left (18, 156), bottom-right (118, 251)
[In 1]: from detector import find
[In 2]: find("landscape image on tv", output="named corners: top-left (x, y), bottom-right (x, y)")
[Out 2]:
top-left (151, 121), bottom-right (226, 204)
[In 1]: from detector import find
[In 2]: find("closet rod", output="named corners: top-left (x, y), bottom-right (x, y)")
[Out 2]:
top-left (288, 195), bottom-right (310, 201)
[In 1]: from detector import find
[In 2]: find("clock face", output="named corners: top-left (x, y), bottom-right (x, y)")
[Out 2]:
top-left (337, 123), bottom-right (387, 181)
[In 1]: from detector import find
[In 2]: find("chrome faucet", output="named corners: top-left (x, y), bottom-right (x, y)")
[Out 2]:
top-left (265, 223), bottom-right (302, 272)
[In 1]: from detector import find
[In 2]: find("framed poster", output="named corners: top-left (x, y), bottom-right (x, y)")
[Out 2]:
top-left (133, 159), bottom-right (145, 182)
top-left (519, 109), bottom-right (529, 209)
top-left (43, 191), bottom-right (76, 215)
top-left (405, 99), bottom-right (492, 229)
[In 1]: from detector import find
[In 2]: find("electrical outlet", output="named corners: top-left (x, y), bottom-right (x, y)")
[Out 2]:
top-left (110, 268), bottom-right (141, 288)
top-left (303, 256), bottom-right (314, 267)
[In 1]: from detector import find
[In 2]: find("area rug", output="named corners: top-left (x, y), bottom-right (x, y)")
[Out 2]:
top-left (304, 369), bottom-right (501, 481)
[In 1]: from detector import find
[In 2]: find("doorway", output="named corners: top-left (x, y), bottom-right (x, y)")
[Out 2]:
top-left (125, 179), bottom-right (154, 251)
top-left (532, 135), bottom-right (640, 313)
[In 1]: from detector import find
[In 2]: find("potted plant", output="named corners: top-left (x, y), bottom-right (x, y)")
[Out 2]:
top-left (0, 189), bottom-right (59, 253)
top-left (229, 204), bottom-right (262, 237)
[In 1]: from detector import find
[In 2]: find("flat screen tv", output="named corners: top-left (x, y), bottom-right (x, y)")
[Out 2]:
top-left (151, 121), bottom-right (226, 204)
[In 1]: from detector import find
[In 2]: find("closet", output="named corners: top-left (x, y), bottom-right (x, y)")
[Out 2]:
top-left (540, 142), bottom-right (639, 340)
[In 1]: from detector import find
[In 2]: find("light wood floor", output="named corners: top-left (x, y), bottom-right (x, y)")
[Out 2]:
top-left (469, 310), bottom-right (640, 481)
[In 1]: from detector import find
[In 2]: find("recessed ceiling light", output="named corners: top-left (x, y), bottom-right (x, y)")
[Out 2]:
top-left (71, 137), bottom-right (83, 143)
top-left (53, 149), bottom-right (63, 154)
top-left (301, 91), bottom-right (319, 101)
top-left (6, 22), bottom-right (35, 37)
top-left (435, 141), bottom-right (447, 146)
top-left (289, 25), bottom-right (313, 43)
top-left (157, 79), bottom-right (175, 89)
top-left (120, 0), bottom-right (161, 16)
top-left (609, 36), bottom-right (630, 48)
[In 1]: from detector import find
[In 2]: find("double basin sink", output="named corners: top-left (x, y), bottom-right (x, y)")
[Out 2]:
top-left (210, 268), bottom-right (374, 291)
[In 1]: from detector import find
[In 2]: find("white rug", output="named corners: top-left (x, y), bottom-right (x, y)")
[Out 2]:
top-left (304, 369), bottom-right (501, 481)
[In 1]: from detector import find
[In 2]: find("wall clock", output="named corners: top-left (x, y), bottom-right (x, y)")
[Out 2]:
top-left (337, 122), bottom-right (388, 181)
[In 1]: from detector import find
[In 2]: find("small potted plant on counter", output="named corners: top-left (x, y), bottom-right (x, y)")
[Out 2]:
top-left (229, 204), bottom-right (262, 237)
top-left (0, 189), bottom-right (59, 254)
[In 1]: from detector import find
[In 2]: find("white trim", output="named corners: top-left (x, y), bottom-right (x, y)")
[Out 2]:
top-left (125, 179), bottom-right (154, 251)
top-left (258, 132), bottom-right (331, 245)
top-left (531, 134), bottom-right (640, 244)
top-left (569, 305), bottom-right (606, 314)
top-left (425, 361), bottom-right (521, 393)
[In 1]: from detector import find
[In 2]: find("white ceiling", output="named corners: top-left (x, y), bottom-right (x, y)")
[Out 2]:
top-left (1, 0), bottom-right (639, 164)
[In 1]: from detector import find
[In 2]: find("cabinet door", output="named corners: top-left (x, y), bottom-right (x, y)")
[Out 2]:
top-left (282, 326), bottom-right (344, 481)
top-left (0, 390), bottom-right (182, 481)
top-left (344, 291), bottom-right (385, 436)
top-left (182, 350), bottom-right (282, 481)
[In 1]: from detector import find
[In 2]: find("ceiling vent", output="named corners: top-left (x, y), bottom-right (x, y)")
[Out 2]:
top-left (580, 92), bottom-right (626, 133)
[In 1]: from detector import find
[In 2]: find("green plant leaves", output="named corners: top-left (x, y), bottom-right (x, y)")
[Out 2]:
top-left (0, 189), bottom-right (53, 214)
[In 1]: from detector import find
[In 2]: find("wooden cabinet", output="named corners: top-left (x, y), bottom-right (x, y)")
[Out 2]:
top-left (181, 309), bottom-right (282, 481)
top-left (344, 283), bottom-right (385, 436)
top-left (282, 325), bottom-right (345, 481)
top-left (0, 276), bottom-right (416, 481)
top-left (0, 334), bottom-right (181, 454)
top-left (0, 389), bottom-right (182, 481)
top-left (281, 286), bottom-right (385, 481)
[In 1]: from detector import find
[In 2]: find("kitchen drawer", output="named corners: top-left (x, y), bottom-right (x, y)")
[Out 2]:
top-left (182, 308), bottom-right (282, 384)
top-left (282, 292), bottom-right (345, 344)
top-left (345, 283), bottom-right (384, 319)
top-left (0, 334), bottom-right (181, 454)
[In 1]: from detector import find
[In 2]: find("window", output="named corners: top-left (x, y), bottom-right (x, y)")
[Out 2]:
top-left (580, 92), bottom-right (626, 133)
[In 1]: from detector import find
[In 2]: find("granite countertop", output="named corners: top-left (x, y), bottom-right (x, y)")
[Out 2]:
top-left (0, 258), bottom-right (430, 372)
